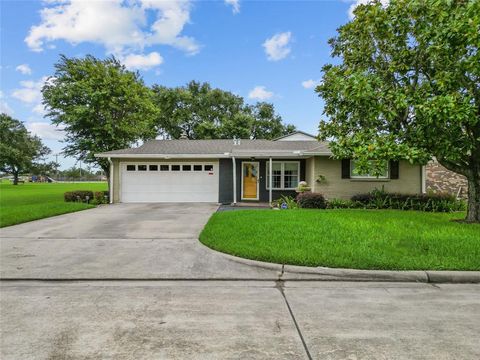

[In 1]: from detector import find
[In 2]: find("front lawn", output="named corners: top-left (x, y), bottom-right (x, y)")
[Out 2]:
top-left (0, 181), bottom-right (107, 228)
top-left (200, 209), bottom-right (480, 270)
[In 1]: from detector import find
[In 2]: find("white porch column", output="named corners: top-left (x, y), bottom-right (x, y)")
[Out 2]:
top-left (269, 157), bottom-right (273, 204)
top-left (232, 156), bottom-right (237, 205)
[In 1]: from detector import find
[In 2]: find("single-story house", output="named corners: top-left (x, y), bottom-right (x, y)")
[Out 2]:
top-left (95, 131), bottom-right (425, 204)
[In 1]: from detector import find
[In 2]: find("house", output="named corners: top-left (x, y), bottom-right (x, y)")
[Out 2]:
top-left (426, 159), bottom-right (468, 199)
top-left (95, 131), bottom-right (424, 204)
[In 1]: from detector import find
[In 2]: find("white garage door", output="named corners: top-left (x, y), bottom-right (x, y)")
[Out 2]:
top-left (120, 162), bottom-right (219, 203)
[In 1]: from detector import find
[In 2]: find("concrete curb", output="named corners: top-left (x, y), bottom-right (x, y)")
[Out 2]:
top-left (214, 250), bottom-right (480, 284)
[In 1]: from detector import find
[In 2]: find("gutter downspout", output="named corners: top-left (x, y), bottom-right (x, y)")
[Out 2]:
top-left (107, 157), bottom-right (113, 204)
top-left (269, 157), bottom-right (273, 205)
top-left (232, 156), bottom-right (237, 205)
top-left (421, 165), bottom-right (426, 194)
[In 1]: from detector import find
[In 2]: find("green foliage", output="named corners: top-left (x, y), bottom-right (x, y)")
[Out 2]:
top-left (316, 0), bottom-right (480, 221)
top-left (152, 81), bottom-right (295, 139)
top-left (296, 192), bottom-right (327, 209)
top-left (42, 55), bottom-right (158, 175)
top-left (0, 114), bottom-right (52, 184)
top-left (348, 189), bottom-right (466, 212)
top-left (326, 198), bottom-right (361, 209)
top-left (272, 195), bottom-right (299, 209)
top-left (64, 190), bottom-right (94, 202)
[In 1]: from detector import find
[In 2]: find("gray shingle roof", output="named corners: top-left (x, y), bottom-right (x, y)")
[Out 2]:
top-left (96, 139), bottom-right (331, 157)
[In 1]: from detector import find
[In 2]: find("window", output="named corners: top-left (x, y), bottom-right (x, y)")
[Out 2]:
top-left (193, 165), bottom-right (202, 171)
top-left (126, 165), bottom-right (136, 171)
top-left (171, 165), bottom-right (180, 171)
top-left (204, 165), bottom-right (213, 171)
top-left (182, 165), bottom-right (191, 171)
top-left (160, 165), bottom-right (169, 171)
top-left (350, 160), bottom-right (389, 179)
top-left (138, 165), bottom-right (147, 171)
top-left (266, 162), bottom-right (300, 189)
top-left (149, 165), bottom-right (158, 171)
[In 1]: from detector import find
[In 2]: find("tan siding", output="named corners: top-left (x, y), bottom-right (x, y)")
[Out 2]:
top-left (311, 157), bottom-right (422, 199)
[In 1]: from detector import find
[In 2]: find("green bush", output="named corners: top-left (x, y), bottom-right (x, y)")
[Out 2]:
top-left (273, 195), bottom-right (299, 209)
top-left (296, 192), bottom-right (327, 209)
top-left (91, 191), bottom-right (109, 205)
top-left (326, 198), bottom-right (362, 209)
top-left (349, 189), bottom-right (466, 212)
top-left (64, 190), bottom-right (94, 203)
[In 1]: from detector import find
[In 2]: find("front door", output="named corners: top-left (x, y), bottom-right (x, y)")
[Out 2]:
top-left (242, 162), bottom-right (259, 200)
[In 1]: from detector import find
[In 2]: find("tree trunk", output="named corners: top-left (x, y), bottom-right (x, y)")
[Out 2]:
top-left (466, 176), bottom-right (480, 222)
top-left (13, 172), bottom-right (19, 185)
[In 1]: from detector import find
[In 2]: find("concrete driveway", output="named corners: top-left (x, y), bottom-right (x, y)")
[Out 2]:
top-left (1, 204), bottom-right (480, 359)
top-left (0, 203), bottom-right (277, 279)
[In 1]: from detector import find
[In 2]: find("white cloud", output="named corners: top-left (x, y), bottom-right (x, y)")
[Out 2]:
top-left (16, 64), bottom-right (33, 75)
top-left (225, 0), bottom-right (240, 14)
top-left (122, 51), bottom-right (163, 70)
top-left (32, 103), bottom-right (47, 115)
top-left (11, 77), bottom-right (47, 104)
top-left (0, 91), bottom-right (14, 115)
top-left (248, 86), bottom-right (274, 100)
top-left (26, 122), bottom-right (65, 141)
top-left (301, 79), bottom-right (321, 89)
top-left (262, 31), bottom-right (292, 61)
top-left (25, 0), bottom-right (199, 55)
top-left (348, 0), bottom-right (389, 19)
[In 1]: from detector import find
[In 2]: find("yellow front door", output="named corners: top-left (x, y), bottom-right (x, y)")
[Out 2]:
top-left (242, 162), bottom-right (258, 199)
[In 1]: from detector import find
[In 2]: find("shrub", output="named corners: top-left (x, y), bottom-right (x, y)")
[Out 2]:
top-left (273, 195), bottom-right (299, 209)
top-left (64, 190), bottom-right (94, 203)
top-left (350, 190), bottom-right (466, 212)
top-left (295, 181), bottom-right (311, 193)
top-left (296, 192), bottom-right (327, 209)
top-left (91, 191), bottom-right (109, 205)
top-left (326, 198), bottom-right (362, 209)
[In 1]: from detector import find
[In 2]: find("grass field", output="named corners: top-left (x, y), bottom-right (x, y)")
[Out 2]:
top-left (200, 209), bottom-right (480, 270)
top-left (0, 181), bottom-right (108, 228)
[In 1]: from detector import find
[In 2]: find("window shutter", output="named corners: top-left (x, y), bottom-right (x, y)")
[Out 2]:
top-left (341, 159), bottom-right (351, 179)
top-left (390, 160), bottom-right (399, 179)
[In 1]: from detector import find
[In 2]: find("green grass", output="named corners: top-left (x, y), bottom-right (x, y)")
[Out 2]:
top-left (200, 209), bottom-right (480, 270)
top-left (0, 181), bottom-right (107, 227)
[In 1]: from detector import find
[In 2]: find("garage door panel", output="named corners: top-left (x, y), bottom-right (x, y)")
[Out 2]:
top-left (120, 162), bottom-right (219, 203)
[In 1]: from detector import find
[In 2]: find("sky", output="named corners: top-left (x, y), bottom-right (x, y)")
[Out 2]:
top-left (0, 0), bottom-right (363, 169)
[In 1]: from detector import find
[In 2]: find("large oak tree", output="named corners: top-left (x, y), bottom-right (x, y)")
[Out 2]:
top-left (42, 55), bottom-right (158, 182)
top-left (0, 114), bottom-right (52, 185)
top-left (152, 81), bottom-right (295, 139)
top-left (316, 0), bottom-right (480, 222)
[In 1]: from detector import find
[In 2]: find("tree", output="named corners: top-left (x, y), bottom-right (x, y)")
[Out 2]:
top-left (0, 114), bottom-right (51, 184)
top-left (42, 55), bottom-right (158, 183)
top-left (316, 0), bottom-right (480, 222)
top-left (152, 81), bottom-right (294, 139)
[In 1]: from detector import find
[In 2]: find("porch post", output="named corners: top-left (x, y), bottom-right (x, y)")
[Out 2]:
top-left (232, 156), bottom-right (237, 205)
top-left (269, 157), bottom-right (273, 204)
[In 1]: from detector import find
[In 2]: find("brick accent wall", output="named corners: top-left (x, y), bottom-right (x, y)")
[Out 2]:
top-left (426, 160), bottom-right (468, 199)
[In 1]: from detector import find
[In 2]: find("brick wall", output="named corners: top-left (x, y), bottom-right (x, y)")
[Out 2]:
top-left (426, 160), bottom-right (468, 199)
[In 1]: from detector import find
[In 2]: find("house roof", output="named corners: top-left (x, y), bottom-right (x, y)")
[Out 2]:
top-left (95, 138), bottom-right (332, 158)
top-left (273, 131), bottom-right (317, 141)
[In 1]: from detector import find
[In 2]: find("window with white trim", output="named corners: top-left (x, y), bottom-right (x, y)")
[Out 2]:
top-left (350, 160), bottom-right (389, 179)
top-left (266, 161), bottom-right (300, 190)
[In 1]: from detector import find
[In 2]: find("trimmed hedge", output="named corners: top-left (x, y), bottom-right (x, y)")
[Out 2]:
top-left (64, 190), bottom-right (94, 202)
top-left (350, 190), bottom-right (465, 212)
top-left (296, 192), bottom-right (327, 209)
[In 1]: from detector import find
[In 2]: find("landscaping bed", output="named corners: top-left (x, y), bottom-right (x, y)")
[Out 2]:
top-left (199, 209), bottom-right (480, 270)
top-left (0, 181), bottom-right (108, 227)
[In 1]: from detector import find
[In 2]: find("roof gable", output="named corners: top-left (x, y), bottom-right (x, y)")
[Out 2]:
top-left (274, 131), bottom-right (317, 141)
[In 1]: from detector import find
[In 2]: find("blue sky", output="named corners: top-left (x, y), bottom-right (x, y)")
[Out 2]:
top-left (1, 0), bottom-right (359, 169)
